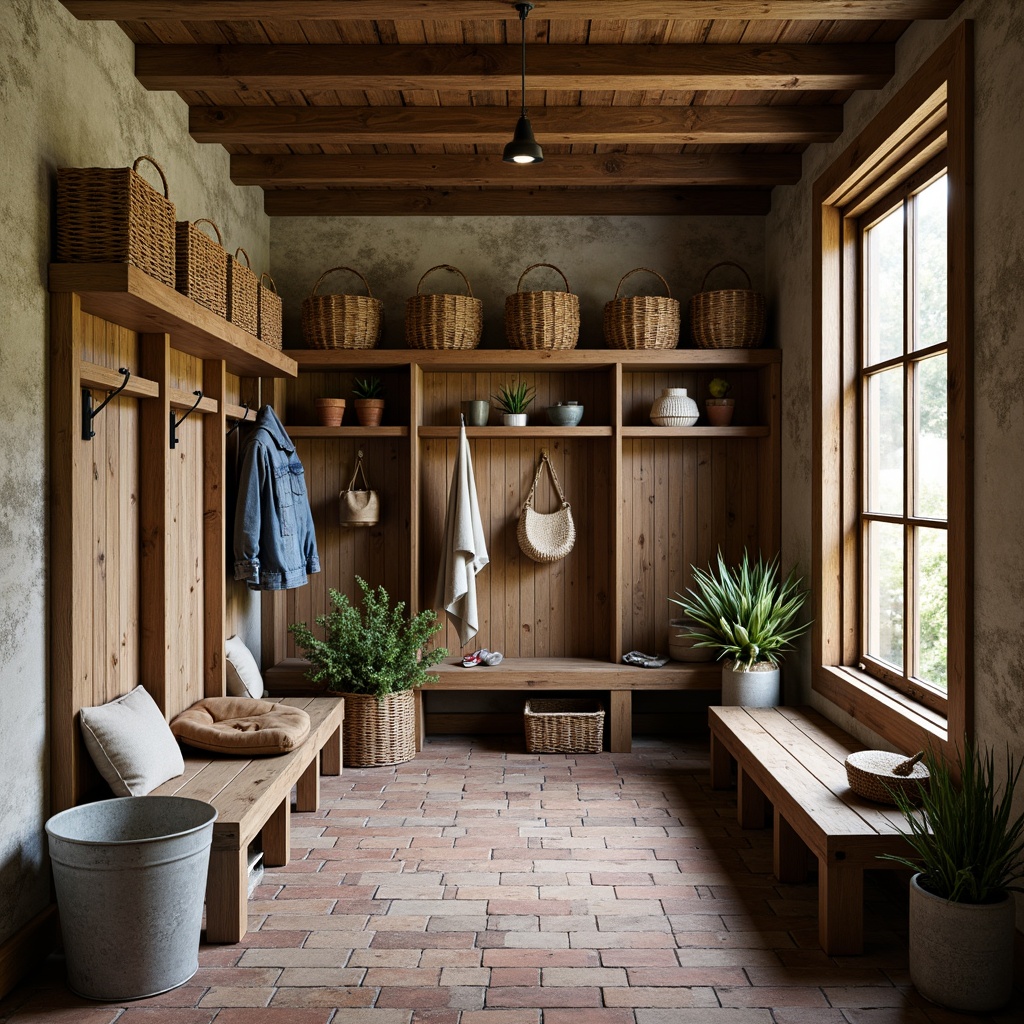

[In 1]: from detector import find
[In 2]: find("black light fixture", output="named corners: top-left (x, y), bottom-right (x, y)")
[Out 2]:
top-left (503, 2), bottom-right (544, 164)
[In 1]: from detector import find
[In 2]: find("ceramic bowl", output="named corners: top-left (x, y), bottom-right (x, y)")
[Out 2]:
top-left (546, 403), bottom-right (584, 426)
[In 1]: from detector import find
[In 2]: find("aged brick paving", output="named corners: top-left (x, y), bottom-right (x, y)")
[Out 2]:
top-left (3, 736), bottom-right (1022, 1024)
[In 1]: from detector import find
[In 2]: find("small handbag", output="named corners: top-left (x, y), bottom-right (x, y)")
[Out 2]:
top-left (339, 450), bottom-right (379, 528)
top-left (517, 451), bottom-right (576, 563)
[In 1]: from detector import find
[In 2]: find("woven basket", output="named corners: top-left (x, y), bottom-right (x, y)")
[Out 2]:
top-left (56, 155), bottom-right (176, 288)
top-left (339, 690), bottom-right (416, 767)
top-left (689, 261), bottom-right (766, 349)
top-left (405, 264), bottom-right (483, 350)
top-left (505, 262), bottom-right (580, 351)
top-left (257, 273), bottom-right (283, 350)
top-left (301, 266), bottom-right (382, 350)
top-left (603, 268), bottom-right (681, 350)
top-left (228, 247), bottom-right (259, 336)
top-left (524, 699), bottom-right (605, 754)
top-left (175, 217), bottom-right (228, 318)
top-left (845, 750), bottom-right (930, 805)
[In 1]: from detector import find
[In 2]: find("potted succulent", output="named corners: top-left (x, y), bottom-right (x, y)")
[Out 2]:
top-left (493, 378), bottom-right (536, 426)
top-left (289, 577), bottom-right (447, 766)
top-left (669, 549), bottom-right (809, 706)
top-left (882, 743), bottom-right (1024, 1013)
top-left (705, 376), bottom-right (734, 426)
top-left (352, 375), bottom-right (385, 427)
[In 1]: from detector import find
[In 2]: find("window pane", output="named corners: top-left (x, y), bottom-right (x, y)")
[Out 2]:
top-left (915, 527), bottom-right (947, 691)
top-left (915, 353), bottom-right (947, 518)
top-left (915, 176), bottom-right (947, 350)
top-left (866, 521), bottom-right (904, 671)
top-left (866, 367), bottom-right (904, 515)
top-left (866, 205), bottom-right (904, 364)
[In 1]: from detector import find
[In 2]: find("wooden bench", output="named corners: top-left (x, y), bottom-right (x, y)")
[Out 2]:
top-left (152, 696), bottom-right (344, 943)
top-left (708, 704), bottom-right (916, 955)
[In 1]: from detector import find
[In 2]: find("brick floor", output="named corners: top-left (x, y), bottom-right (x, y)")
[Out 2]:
top-left (2, 736), bottom-right (1023, 1024)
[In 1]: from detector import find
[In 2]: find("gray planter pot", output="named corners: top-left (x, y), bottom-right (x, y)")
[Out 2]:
top-left (909, 873), bottom-right (1016, 1012)
top-left (721, 660), bottom-right (780, 706)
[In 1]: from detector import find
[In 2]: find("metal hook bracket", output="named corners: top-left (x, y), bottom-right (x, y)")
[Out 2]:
top-left (82, 367), bottom-right (131, 441)
top-left (227, 402), bottom-right (251, 436)
top-left (170, 390), bottom-right (203, 449)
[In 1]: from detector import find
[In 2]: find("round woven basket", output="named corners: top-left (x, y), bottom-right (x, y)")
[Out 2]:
top-left (845, 750), bottom-right (930, 805)
top-left (689, 261), bottom-right (766, 349)
top-left (338, 689), bottom-right (416, 767)
top-left (301, 266), bottom-right (383, 350)
top-left (603, 268), bottom-right (680, 350)
top-left (405, 264), bottom-right (483, 350)
top-left (505, 262), bottom-right (580, 351)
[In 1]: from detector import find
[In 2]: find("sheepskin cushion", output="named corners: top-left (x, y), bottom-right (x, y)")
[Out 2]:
top-left (171, 697), bottom-right (310, 756)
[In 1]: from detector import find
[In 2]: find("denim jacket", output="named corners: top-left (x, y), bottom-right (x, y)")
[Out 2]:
top-left (233, 406), bottom-right (320, 591)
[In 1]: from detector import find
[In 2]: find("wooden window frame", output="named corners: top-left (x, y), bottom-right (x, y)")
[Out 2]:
top-left (812, 23), bottom-right (973, 757)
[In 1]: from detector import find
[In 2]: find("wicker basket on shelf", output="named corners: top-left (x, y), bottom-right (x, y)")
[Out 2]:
top-left (505, 262), bottom-right (580, 350)
top-left (257, 272), bottom-right (283, 350)
top-left (524, 699), bottom-right (605, 754)
top-left (228, 247), bottom-right (259, 336)
top-left (845, 750), bottom-right (930, 805)
top-left (405, 264), bottom-right (483, 350)
top-left (56, 155), bottom-right (176, 288)
top-left (603, 268), bottom-right (680, 350)
top-left (301, 266), bottom-right (382, 350)
top-left (689, 261), bottom-right (766, 349)
top-left (175, 217), bottom-right (228, 318)
top-left (340, 690), bottom-right (416, 767)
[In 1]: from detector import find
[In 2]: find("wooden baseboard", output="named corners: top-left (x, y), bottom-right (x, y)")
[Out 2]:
top-left (0, 904), bottom-right (59, 1001)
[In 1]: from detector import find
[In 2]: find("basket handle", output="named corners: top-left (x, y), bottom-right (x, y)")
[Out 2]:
top-left (132, 155), bottom-right (169, 198)
top-left (613, 267), bottom-right (672, 300)
top-left (699, 261), bottom-right (752, 292)
top-left (193, 218), bottom-right (223, 246)
top-left (416, 264), bottom-right (474, 298)
top-left (516, 262), bottom-right (571, 294)
top-left (310, 266), bottom-right (374, 298)
top-left (892, 751), bottom-right (926, 777)
top-left (260, 272), bottom-right (279, 294)
top-left (525, 450), bottom-right (570, 511)
top-left (234, 247), bottom-right (251, 268)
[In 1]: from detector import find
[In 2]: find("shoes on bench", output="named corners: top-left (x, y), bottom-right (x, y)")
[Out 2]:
top-left (622, 650), bottom-right (669, 668)
top-left (462, 649), bottom-right (504, 668)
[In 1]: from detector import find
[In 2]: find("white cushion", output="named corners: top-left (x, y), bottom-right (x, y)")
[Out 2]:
top-left (225, 635), bottom-right (265, 699)
top-left (79, 686), bottom-right (185, 797)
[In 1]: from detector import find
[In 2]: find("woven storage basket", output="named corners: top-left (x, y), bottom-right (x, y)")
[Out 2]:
top-left (405, 264), bottom-right (483, 351)
top-left (524, 699), bottom-right (605, 754)
top-left (257, 273), bottom-right (283, 350)
top-left (603, 268), bottom-right (681, 350)
top-left (175, 217), bottom-right (228, 318)
top-left (302, 266), bottom-right (382, 350)
top-left (339, 690), bottom-right (416, 767)
top-left (505, 262), bottom-right (580, 350)
top-left (689, 261), bottom-right (766, 349)
top-left (56, 155), bottom-right (176, 288)
top-left (845, 750), bottom-right (930, 805)
top-left (228, 247), bottom-right (259, 336)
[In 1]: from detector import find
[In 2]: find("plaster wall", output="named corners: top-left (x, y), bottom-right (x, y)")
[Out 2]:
top-left (0, 0), bottom-right (267, 946)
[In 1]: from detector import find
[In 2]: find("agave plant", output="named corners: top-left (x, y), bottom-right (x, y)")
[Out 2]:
top-left (669, 549), bottom-right (809, 669)
top-left (492, 377), bottom-right (536, 414)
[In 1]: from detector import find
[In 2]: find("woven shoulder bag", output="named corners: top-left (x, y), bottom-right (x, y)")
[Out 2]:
top-left (517, 452), bottom-right (575, 563)
top-left (339, 451), bottom-right (379, 528)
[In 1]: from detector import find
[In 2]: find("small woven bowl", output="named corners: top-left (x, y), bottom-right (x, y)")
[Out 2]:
top-left (845, 750), bottom-right (930, 805)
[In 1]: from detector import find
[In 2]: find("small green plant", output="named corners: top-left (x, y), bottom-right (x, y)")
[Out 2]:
top-left (669, 549), bottom-right (810, 668)
top-left (353, 376), bottom-right (383, 400)
top-left (492, 378), bottom-right (536, 414)
top-left (709, 377), bottom-right (732, 399)
top-left (289, 577), bottom-right (447, 699)
top-left (881, 742), bottom-right (1024, 903)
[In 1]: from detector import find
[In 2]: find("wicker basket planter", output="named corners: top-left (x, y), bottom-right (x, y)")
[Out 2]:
top-left (406, 264), bottom-right (483, 350)
top-left (505, 263), bottom-right (580, 350)
top-left (302, 266), bottom-right (383, 350)
top-left (175, 218), bottom-right (228, 319)
top-left (524, 699), bottom-right (605, 754)
top-left (603, 268), bottom-right (680, 350)
top-left (258, 273), bottom-right (283, 350)
top-left (339, 690), bottom-right (416, 767)
top-left (845, 750), bottom-right (930, 805)
top-left (227, 247), bottom-right (259, 336)
top-left (56, 155), bottom-right (176, 289)
top-left (689, 261), bottom-right (766, 349)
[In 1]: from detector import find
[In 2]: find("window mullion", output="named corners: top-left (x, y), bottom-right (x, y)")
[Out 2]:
top-left (904, 191), bottom-right (915, 688)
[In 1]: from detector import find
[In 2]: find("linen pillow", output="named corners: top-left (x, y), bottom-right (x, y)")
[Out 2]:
top-left (225, 634), bottom-right (265, 699)
top-left (171, 697), bottom-right (310, 756)
top-left (79, 685), bottom-right (185, 797)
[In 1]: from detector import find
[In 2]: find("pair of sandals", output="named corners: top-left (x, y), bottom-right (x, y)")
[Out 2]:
top-left (622, 650), bottom-right (669, 668)
top-left (461, 649), bottom-right (504, 668)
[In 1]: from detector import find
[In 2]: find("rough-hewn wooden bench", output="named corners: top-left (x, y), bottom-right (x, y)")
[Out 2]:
top-left (708, 704), bottom-right (916, 955)
top-left (152, 696), bottom-right (344, 943)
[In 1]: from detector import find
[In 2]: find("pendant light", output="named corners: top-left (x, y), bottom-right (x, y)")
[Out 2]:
top-left (503, 2), bottom-right (544, 164)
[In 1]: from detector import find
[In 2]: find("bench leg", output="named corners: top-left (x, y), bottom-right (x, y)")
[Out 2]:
top-left (205, 846), bottom-right (247, 944)
top-left (710, 732), bottom-right (733, 789)
top-left (737, 768), bottom-right (767, 829)
top-left (609, 690), bottom-right (631, 753)
top-left (296, 755), bottom-right (320, 812)
top-left (774, 810), bottom-right (808, 883)
top-left (263, 796), bottom-right (290, 868)
top-left (819, 858), bottom-right (864, 955)
top-left (321, 723), bottom-right (342, 776)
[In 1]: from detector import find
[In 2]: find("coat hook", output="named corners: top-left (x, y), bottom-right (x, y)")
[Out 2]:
top-left (82, 367), bottom-right (131, 441)
top-left (226, 402), bottom-right (250, 436)
top-left (540, 446), bottom-right (550, 460)
top-left (170, 390), bottom-right (203, 449)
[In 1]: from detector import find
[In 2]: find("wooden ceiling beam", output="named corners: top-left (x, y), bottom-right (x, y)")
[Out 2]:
top-left (136, 43), bottom-right (894, 93)
top-left (191, 103), bottom-right (843, 146)
top-left (231, 152), bottom-right (802, 188)
top-left (263, 188), bottom-right (773, 218)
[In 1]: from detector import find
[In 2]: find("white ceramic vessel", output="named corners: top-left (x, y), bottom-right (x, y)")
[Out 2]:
top-left (650, 387), bottom-right (699, 427)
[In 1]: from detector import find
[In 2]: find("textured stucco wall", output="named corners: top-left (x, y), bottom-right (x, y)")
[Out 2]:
top-left (766, 0), bottom-right (1024, 925)
top-left (0, 0), bottom-right (267, 945)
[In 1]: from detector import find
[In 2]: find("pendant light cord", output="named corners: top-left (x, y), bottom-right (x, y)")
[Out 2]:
top-left (518, 2), bottom-right (530, 118)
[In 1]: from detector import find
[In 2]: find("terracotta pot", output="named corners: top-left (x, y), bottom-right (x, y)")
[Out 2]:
top-left (705, 398), bottom-right (735, 426)
top-left (314, 398), bottom-right (346, 427)
top-left (354, 398), bottom-right (385, 427)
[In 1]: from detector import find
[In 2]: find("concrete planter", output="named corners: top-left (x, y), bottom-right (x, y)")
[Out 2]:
top-left (721, 660), bottom-right (780, 706)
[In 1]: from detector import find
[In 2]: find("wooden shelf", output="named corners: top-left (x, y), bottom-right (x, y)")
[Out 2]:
top-left (622, 425), bottom-right (770, 438)
top-left (287, 425), bottom-right (409, 438)
top-left (79, 360), bottom-right (159, 399)
top-left (50, 263), bottom-right (298, 378)
top-left (419, 426), bottom-right (612, 438)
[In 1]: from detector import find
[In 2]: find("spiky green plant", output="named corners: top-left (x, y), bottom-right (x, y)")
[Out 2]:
top-left (352, 375), bottom-right (383, 399)
top-left (669, 550), bottom-right (809, 668)
top-left (881, 742), bottom-right (1024, 903)
top-left (492, 378), bottom-right (536, 414)
top-left (289, 577), bottom-right (447, 699)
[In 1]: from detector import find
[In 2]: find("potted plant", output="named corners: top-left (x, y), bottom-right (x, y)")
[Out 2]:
top-left (882, 743), bottom-right (1024, 1012)
top-left (492, 378), bottom-right (535, 426)
top-left (705, 376), bottom-right (734, 426)
top-left (669, 549), bottom-right (809, 706)
top-left (289, 577), bottom-right (447, 766)
top-left (314, 396), bottom-right (346, 427)
top-left (352, 375), bottom-right (385, 427)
